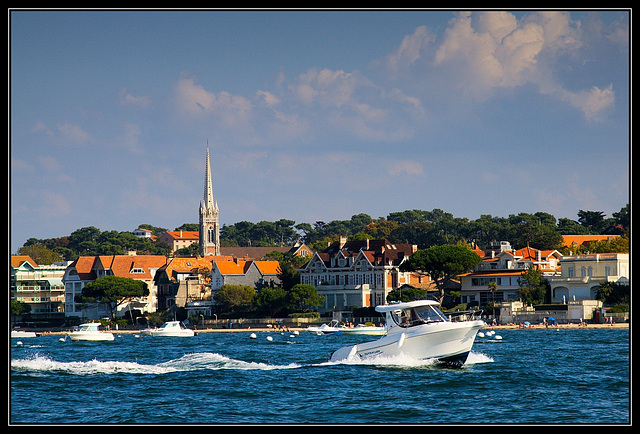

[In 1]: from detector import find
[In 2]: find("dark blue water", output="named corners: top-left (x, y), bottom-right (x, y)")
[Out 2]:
top-left (11, 328), bottom-right (629, 424)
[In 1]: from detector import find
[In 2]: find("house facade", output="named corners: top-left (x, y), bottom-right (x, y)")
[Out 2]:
top-left (63, 255), bottom-right (167, 320)
top-left (154, 256), bottom-right (218, 312)
top-left (299, 237), bottom-right (424, 312)
top-left (210, 259), bottom-right (281, 291)
top-left (157, 230), bottom-right (199, 253)
top-left (11, 255), bottom-right (67, 320)
top-left (547, 253), bottom-right (629, 303)
top-left (459, 241), bottom-right (562, 306)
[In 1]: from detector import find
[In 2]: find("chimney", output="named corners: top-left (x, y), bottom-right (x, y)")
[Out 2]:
top-left (365, 238), bottom-right (370, 250)
top-left (339, 235), bottom-right (347, 249)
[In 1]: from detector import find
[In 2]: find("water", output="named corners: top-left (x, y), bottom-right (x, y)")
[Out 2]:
top-left (11, 328), bottom-right (630, 424)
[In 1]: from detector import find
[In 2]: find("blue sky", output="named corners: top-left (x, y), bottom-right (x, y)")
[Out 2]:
top-left (10, 9), bottom-right (629, 252)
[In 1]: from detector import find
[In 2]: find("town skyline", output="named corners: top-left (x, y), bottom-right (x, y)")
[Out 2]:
top-left (10, 10), bottom-right (630, 253)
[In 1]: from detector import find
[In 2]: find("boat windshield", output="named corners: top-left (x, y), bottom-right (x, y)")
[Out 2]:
top-left (391, 304), bottom-right (448, 327)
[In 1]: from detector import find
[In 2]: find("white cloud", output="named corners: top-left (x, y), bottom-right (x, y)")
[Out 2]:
top-left (387, 160), bottom-right (424, 177)
top-left (57, 122), bottom-right (91, 145)
top-left (383, 11), bottom-right (615, 120)
top-left (119, 88), bottom-right (151, 107)
top-left (173, 77), bottom-right (253, 127)
top-left (560, 84), bottom-right (615, 121)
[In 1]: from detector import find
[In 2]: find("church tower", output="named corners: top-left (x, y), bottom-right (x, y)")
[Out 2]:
top-left (199, 147), bottom-right (220, 256)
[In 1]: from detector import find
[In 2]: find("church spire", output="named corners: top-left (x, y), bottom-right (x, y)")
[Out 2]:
top-left (203, 146), bottom-right (215, 211)
top-left (199, 145), bottom-right (220, 256)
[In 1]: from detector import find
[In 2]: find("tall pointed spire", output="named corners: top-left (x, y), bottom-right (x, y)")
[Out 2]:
top-left (199, 144), bottom-right (220, 256)
top-left (203, 146), bottom-right (215, 211)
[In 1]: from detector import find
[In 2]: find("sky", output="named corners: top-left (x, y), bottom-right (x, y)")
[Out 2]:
top-left (10, 9), bottom-right (630, 252)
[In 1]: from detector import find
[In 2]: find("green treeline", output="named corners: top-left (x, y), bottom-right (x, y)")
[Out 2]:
top-left (221, 205), bottom-right (630, 252)
top-left (17, 205), bottom-right (629, 264)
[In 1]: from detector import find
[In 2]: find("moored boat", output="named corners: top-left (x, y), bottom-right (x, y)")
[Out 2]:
top-left (142, 321), bottom-right (195, 337)
top-left (11, 330), bottom-right (39, 338)
top-left (68, 323), bottom-right (115, 341)
top-left (306, 320), bottom-right (342, 335)
top-left (329, 300), bottom-right (484, 367)
top-left (339, 323), bottom-right (386, 336)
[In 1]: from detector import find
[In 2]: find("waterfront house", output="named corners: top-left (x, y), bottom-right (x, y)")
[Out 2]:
top-left (11, 255), bottom-right (68, 325)
top-left (154, 256), bottom-right (225, 312)
top-left (209, 259), bottom-right (281, 292)
top-left (299, 237), bottom-right (426, 312)
top-left (459, 241), bottom-right (562, 306)
top-left (548, 252), bottom-right (629, 303)
top-left (63, 255), bottom-right (167, 320)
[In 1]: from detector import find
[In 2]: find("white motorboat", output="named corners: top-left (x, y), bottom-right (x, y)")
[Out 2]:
top-left (68, 323), bottom-right (115, 341)
top-left (329, 300), bottom-right (484, 367)
top-left (306, 320), bottom-right (343, 334)
top-left (339, 323), bottom-right (387, 336)
top-left (142, 321), bottom-right (195, 337)
top-left (11, 330), bottom-right (39, 338)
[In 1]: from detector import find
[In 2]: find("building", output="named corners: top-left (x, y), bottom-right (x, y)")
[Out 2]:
top-left (562, 234), bottom-right (621, 251)
top-left (548, 253), bottom-right (629, 303)
top-left (459, 241), bottom-right (562, 306)
top-left (220, 241), bottom-right (313, 261)
top-left (199, 147), bottom-right (220, 256)
top-left (11, 255), bottom-right (67, 323)
top-left (132, 227), bottom-right (154, 239)
top-left (154, 256), bottom-right (221, 312)
top-left (63, 255), bottom-right (167, 320)
top-left (299, 237), bottom-right (423, 312)
top-left (158, 230), bottom-right (199, 253)
top-left (210, 259), bottom-right (281, 291)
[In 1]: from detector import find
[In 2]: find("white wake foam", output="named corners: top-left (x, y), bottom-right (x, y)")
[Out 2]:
top-left (11, 352), bottom-right (300, 376)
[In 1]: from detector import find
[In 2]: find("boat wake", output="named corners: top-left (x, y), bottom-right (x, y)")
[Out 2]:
top-left (321, 350), bottom-right (494, 368)
top-left (11, 352), bottom-right (301, 376)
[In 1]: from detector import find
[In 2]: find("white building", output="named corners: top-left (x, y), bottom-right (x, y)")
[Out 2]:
top-left (548, 253), bottom-right (629, 303)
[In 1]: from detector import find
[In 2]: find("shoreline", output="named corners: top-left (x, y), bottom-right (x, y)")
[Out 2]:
top-left (23, 322), bottom-right (629, 336)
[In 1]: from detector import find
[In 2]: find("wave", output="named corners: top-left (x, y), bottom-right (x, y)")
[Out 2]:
top-left (11, 352), bottom-right (301, 376)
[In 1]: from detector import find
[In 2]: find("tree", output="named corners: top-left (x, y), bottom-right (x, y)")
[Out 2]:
top-left (517, 266), bottom-right (549, 306)
top-left (76, 276), bottom-right (149, 320)
top-left (254, 286), bottom-right (288, 317)
top-left (213, 284), bottom-right (256, 314)
top-left (400, 244), bottom-right (482, 303)
top-left (386, 286), bottom-right (430, 303)
top-left (16, 244), bottom-right (62, 264)
top-left (286, 284), bottom-right (324, 312)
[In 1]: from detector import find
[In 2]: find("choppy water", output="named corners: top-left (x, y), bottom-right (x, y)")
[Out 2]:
top-left (11, 327), bottom-right (629, 424)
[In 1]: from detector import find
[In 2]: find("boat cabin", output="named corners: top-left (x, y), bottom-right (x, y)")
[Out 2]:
top-left (376, 300), bottom-right (448, 328)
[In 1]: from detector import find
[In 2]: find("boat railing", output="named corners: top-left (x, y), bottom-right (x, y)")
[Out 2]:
top-left (446, 310), bottom-right (483, 323)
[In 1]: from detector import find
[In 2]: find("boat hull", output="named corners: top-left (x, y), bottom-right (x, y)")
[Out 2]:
top-left (329, 319), bottom-right (484, 367)
top-left (339, 327), bottom-right (386, 336)
top-left (149, 330), bottom-right (195, 337)
top-left (68, 332), bottom-right (115, 341)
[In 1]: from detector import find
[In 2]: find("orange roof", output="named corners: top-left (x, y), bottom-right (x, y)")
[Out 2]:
top-left (562, 234), bottom-right (620, 247)
top-left (97, 255), bottom-right (167, 280)
top-left (165, 230), bottom-right (199, 240)
top-left (213, 260), bottom-right (247, 275)
top-left (253, 261), bottom-right (281, 275)
top-left (11, 255), bottom-right (37, 268)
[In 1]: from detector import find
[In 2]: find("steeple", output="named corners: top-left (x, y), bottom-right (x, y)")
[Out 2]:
top-left (199, 146), bottom-right (220, 256)
top-left (202, 147), bottom-right (215, 212)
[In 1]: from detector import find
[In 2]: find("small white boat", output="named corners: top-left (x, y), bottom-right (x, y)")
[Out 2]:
top-left (142, 321), bottom-right (195, 337)
top-left (306, 320), bottom-right (343, 334)
top-left (68, 323), bottom-right (115, 341)
top-left (11, 330), bottom-right (39, 338)
top-left (339, 323), bottom-right (387, 336)
top-left (329, 300), bottom-right (484, 367)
